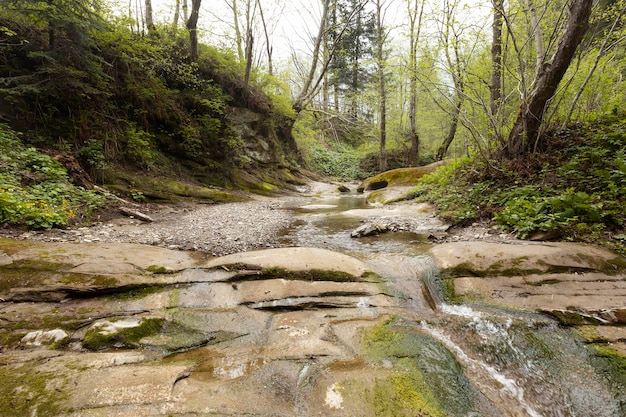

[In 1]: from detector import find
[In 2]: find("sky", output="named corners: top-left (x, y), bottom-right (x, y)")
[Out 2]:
top-left (107, 0), bottom-right (491, 69)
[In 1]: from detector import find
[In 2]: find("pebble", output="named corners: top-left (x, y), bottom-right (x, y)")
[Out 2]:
top-left (1, 200), bottom-right (299, 257)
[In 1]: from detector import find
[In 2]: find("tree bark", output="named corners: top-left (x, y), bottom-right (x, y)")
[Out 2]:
top-left (244, 30), bottom-right (254, 86)
top-left (145, 0), bottom-right (154, 32)
top-left (173, 0), bottom-right (180, 27)
top-left (186, 0), bottom-right (202, 61)
top-left (375, 0), bottom-right (387, 172)
top-left (503, 0), bottom-right (593, 158)
top-left (490, 0), bottom-right (503, 118)
top-left (407, 0), bottom-right (425, 166)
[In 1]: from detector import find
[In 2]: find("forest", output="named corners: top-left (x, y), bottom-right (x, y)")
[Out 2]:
top-left (1, 0), bottom-right (625, 254)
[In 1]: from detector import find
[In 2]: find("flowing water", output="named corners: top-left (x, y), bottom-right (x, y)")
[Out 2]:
top-left (280, 191), bottom-right (625, 417)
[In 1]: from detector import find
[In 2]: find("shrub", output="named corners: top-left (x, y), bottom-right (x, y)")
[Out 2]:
top-left (0, 125), bottom-right (107, 228)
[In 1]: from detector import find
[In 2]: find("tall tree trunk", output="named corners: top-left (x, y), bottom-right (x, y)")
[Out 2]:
top-left (186, 0), bottom-right (202, 61)
top-left (244, 30), bottom-right (254, 86)
top-left (375, 0), bottom-right (387, 172)
top-left (145, 0), bottom-right (154, 31)
top-left (437, 0), bottom-right (464, 161)
top-left (407, 0), bottom-right (425, 166)
top-left (490, 0), bottom-right (503, 118)
top-left (293, 0), bottom-right (331, 113)
top-left (182, 0), bottom-right (189, 22)
top-left (173, 0), bottom-right (180, 27)
top-left (230, 0), bottom-right (245, 61)
top-left (503, 0), bottom-right (593, 158)
top-left (528, 1), bottom-right (544, 72)
top-left (256, 0), bottom-right (273, 75)
top-left (436, 94), bottom-right (462, 160)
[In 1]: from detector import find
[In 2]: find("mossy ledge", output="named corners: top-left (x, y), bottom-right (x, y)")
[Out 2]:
top-left (82, 317), bottom-right (165, 351)
top-left (220, 265), bottom-right (382, 283)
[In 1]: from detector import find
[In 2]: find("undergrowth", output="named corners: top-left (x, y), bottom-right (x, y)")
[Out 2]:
top-left (0, 125), bottom-right (107, 228)
top-left (407, 116), bottom-right (626, 255)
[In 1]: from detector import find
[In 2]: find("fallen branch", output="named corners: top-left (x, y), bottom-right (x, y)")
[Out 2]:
top-left (119, 207), bottom-right (154, 223)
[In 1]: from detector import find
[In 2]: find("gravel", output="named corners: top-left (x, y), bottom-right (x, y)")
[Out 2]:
top-left (1, 199), bottom-right (303, 257)
top-left (0, 182), bottom-right (517, 256)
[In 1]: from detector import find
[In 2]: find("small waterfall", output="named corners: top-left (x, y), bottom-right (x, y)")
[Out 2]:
top-left (422, 306), bottom-right (544, 417)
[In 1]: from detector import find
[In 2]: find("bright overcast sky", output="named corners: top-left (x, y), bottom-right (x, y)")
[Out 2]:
top-left (108, 0), bottom-right (490, 64)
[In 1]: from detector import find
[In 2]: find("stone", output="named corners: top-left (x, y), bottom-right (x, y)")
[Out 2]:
top-left (21, 329), bottom-right (69, 347)
top-left (350, 223), bottom-right (389, 238)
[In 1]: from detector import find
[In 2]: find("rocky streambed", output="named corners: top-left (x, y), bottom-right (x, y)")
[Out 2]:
top-left (1, 182), bottom-right (625, 416)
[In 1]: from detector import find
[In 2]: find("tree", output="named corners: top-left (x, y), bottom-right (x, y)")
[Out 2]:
top-left (435, 0), bottom-right (466, 161)
top-left (186, 0), bottom-right (202, 61)
top-left (503, 0), bottom-right (593, 158)
top-left (145, 0), bottom-right (154, 31)
top-left (373, 0), bottom-right (389, 172)
top-left (330, 0), bottom-right (375, 116)
top-left (490, 0), bottom-right (503, 119)
top-left (406, 0), bottom-right (426, 165)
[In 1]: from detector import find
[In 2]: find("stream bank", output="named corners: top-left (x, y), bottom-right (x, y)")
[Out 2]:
top-left (1, 181), bottom-right (625, 416)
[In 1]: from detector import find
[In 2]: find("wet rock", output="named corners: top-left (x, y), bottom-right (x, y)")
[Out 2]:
top-left (350, 223), bottom-right (389, 238)
top-left (337, 185), bottom-right (351, 193)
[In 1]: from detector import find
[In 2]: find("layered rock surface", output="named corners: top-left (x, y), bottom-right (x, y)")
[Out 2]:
top-left (0, 240), bottom-right (422, 416)
top-left (428, 241), bottom-right (626, 354)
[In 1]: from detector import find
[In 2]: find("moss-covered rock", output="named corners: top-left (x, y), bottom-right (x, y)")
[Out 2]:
top-left (83, 317), bottom-right (165, 351)
top-left (357, 161), bottom-right (449, 192)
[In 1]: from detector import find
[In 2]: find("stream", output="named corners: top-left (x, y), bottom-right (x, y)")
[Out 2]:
top-left (279, 190), bottom-right (624, 417)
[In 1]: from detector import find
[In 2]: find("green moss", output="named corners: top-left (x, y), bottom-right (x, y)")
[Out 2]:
top-left (83, 317), bottom-right (165, 351)
top-left (60, 274), bottom-right (118, 287)
top-left (0, 238), bottom-right (37, 255)
top-left (358, 162), bottom-right (449, 191)
top-left (146, 265), bottom-right (176, 274)
top-left (361, 319), bottom-right (477, 416)
top-left (107, 285), bottom-right (165, 301)
top-left (240, 266), bottom-right (380, 283)
top-left (105, 169), bottom-right (250, 203)
top-left (371, 375), bottom-right (446, 417)
top-left (0, 259), bottom-right (74, 291)
top-left (0, 362), bottom-right (69, 416)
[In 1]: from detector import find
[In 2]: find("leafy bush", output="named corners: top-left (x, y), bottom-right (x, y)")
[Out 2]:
top-left (310, 145), bottom-right (365, 180)
top-left (407, 158), bottom-right (481, 224)
top-left (0, 125), bottom-right (106, 228)
top-left (495, 189), bottom-right (605, 239)
top-left (407, 116), bottom-right (626, 254)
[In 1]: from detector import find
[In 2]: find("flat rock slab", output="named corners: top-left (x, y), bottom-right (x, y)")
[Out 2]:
top-left (1, 239), bottom-right (205, 272)
top-left (203, 246), bottom-right (373, 279)
top-left (429, 241), bottom-right (624, 274)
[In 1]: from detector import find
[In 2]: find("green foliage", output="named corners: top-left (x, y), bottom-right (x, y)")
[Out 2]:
top-left (407, 157), bottom-right (480, 224)
top-left (408, 117), bottom-right (626, 253)
top-left (310, 145), bottom-right (365, 180)
top-left (0, 125), bottom-right (106, 228)
top-left (495, 189), bottom-right (605, 239)
top-left (125, 125), bottom-right (157, 170)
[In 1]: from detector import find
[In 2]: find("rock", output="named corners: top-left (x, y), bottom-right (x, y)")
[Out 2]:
top-left (21, 329), bottom-right (69, 348)
top-left (356, 161), bottom-right (449, 192)
top-left (337, 185), bottom-right (351, 193)
top-left (350, 223), bottom-right (389, 238)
